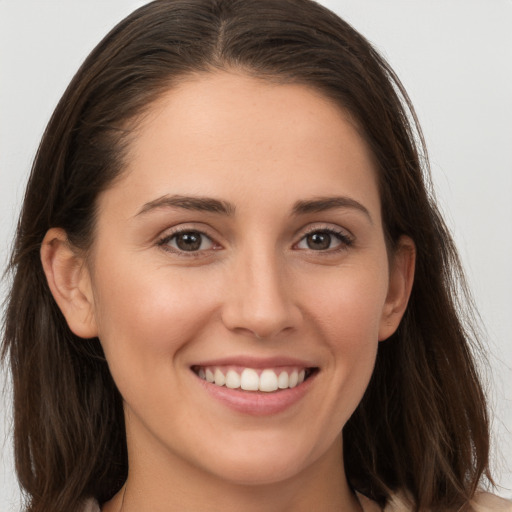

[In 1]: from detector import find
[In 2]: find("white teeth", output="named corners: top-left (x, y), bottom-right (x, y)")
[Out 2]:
top-left (289, 370), bottom-right (299, 388)
top-left (240, 368), bottom-right (259, 391)
top-left (225, 369), bottom-right (241, 389)
top-left (197, 366), bottom-right (312, 392)
top-left (277, 371), bottom-right (289, 389)
top-left (214, 368), bottom-right (226, 386)
top-left (259, 369), bottom-right (278, 392)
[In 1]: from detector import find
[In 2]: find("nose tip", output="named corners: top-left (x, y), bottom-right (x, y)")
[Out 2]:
top-left (220, 256), bottom-right (302, 340)
top-left (228, 301), bottom-right (295, 340)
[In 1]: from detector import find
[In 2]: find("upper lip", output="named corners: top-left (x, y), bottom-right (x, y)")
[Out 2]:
top-left (191, 355), bottom-right (318, 369)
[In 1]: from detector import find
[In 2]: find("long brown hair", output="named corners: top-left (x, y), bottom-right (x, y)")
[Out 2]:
top-left (2, 1), bottom-right (491, 510)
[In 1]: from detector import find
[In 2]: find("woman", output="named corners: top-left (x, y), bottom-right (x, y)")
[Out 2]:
top-left (2, 0), bottom-right (510, 510)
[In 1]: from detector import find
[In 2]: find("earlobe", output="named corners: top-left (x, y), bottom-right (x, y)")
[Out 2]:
top-left (40, 228), bottom-right (98, 339)
top-left (378, 236), bottom-right (416, 341)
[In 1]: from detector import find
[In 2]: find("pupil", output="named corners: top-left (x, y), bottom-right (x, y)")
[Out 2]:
top-left (307, 232), bottom-right (331, 250)
top-left (176, 232), bottom-right (201, 251)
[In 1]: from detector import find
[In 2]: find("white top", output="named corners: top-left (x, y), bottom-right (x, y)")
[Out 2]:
top-left (83, 492), bottom-right (512, 511)
top-left (357, 492), bottom-right (512, 512)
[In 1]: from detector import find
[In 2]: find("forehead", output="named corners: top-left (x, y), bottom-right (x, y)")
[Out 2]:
top-left (100, 71), bottom-right (380, 216)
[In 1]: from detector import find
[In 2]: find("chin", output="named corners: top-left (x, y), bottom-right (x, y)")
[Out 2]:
top-left (194, 430), bottom-right (334, 487)
top-left (208, 456), bottom-right (309, 487)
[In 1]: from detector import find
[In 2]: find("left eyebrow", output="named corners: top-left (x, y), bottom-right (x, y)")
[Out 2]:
top-left (292, 196), bottom-right (373, 224)
top-left (136, 194), bottom-right (236, 217)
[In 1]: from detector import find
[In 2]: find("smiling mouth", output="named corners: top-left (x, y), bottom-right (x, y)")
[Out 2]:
top-left (191, 366), bottom-right (318, 393)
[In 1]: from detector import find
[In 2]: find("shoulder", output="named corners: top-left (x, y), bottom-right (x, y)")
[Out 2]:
top-left (357, 492), bottom-right (419, 512)
top-left (470, 492), bottom-right (512, 512)
top-left (83, 493), bottom-right (512, 512)
top-left (81, 499), bottom-right (101, 512)
top-left (358, 491), bottom-right (512, 512)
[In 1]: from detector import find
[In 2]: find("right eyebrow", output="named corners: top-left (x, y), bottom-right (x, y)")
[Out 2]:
top-left (136, 194), bottom-right (236, 217)
top-left (292, 196), bottom-right (373, 224)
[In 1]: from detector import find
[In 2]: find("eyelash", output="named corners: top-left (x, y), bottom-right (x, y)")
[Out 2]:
top-left (156, 225), bottom-right (354, 256)
top-left (157, 228), bottom-right (219, 257)
top-left (295, 226), bottom-right (354, 252)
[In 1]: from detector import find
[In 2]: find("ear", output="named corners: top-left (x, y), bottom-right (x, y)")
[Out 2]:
top-left (40, 228), bottom-right (98, 339)
top-left (378, 235), bottom-right (416, 341)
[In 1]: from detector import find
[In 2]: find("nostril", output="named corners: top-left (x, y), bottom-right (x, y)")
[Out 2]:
top-left (220, 268), bottom-right (303, 338)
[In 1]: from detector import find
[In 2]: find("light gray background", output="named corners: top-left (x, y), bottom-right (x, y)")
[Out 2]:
top-left (1, 1), bottom-right (511, 509)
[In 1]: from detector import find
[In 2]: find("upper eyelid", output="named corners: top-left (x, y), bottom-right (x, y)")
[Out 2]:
top-left (296, 228), bottom-right (353, 245)
top-left (158, 223), bottom-right (219, 240)
top-left (295, 222), bottom-right (354, 240)
top-left (159, 229), bottom-right (214, 243)
top-left (301, 225), bottom-right (350, 235)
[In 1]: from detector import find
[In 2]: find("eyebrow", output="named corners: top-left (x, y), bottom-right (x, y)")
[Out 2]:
top-left (136, 194), bottom-right (236, 217)
top-left (292, 196), bottom-right (373, 223)
top-left (136, 194), bottom-right (371, 222)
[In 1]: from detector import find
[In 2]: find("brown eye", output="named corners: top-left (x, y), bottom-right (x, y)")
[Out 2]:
top-left (296, 229), bottom-right (352, 251)
top-left (163, 231), bottom-right (214, 252)
top-left (306, 232), bottom-right (332, 250)
top-left (175, 232), bottom-right (202, 251)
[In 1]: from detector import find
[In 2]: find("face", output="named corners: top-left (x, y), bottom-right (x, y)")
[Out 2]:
top-left (69, 72), bottom-right (412, 486)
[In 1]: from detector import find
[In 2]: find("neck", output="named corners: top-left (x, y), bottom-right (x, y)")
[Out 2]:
top-left (103, 437), bottom-right (360, 512)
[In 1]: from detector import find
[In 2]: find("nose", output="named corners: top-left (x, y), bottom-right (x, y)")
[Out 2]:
top-left (220, 247), bottom-right (302, 340)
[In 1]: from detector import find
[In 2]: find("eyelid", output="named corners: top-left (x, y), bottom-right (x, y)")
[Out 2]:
top-left (156, 224), bottom-right (223, 256)
top-left (293, 224), bottom-right (355, 250)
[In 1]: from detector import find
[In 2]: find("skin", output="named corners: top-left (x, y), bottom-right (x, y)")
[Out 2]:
top-left (42, 72), bottom-right (415, 511)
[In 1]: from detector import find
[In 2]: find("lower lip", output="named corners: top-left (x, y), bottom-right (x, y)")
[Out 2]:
top-left (194, 372), bottom-right (317, 416)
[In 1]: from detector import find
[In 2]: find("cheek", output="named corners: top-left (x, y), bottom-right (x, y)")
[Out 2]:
top-left (91, 261), bottom-right (222, 381)
top-left (302, 260), bottom-right (389, 345)
top-left (299, 260), bottom-right (388, 418)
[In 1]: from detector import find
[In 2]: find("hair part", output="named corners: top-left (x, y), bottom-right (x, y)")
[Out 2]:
top-left (2, 1), bottom-right (491, 510)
